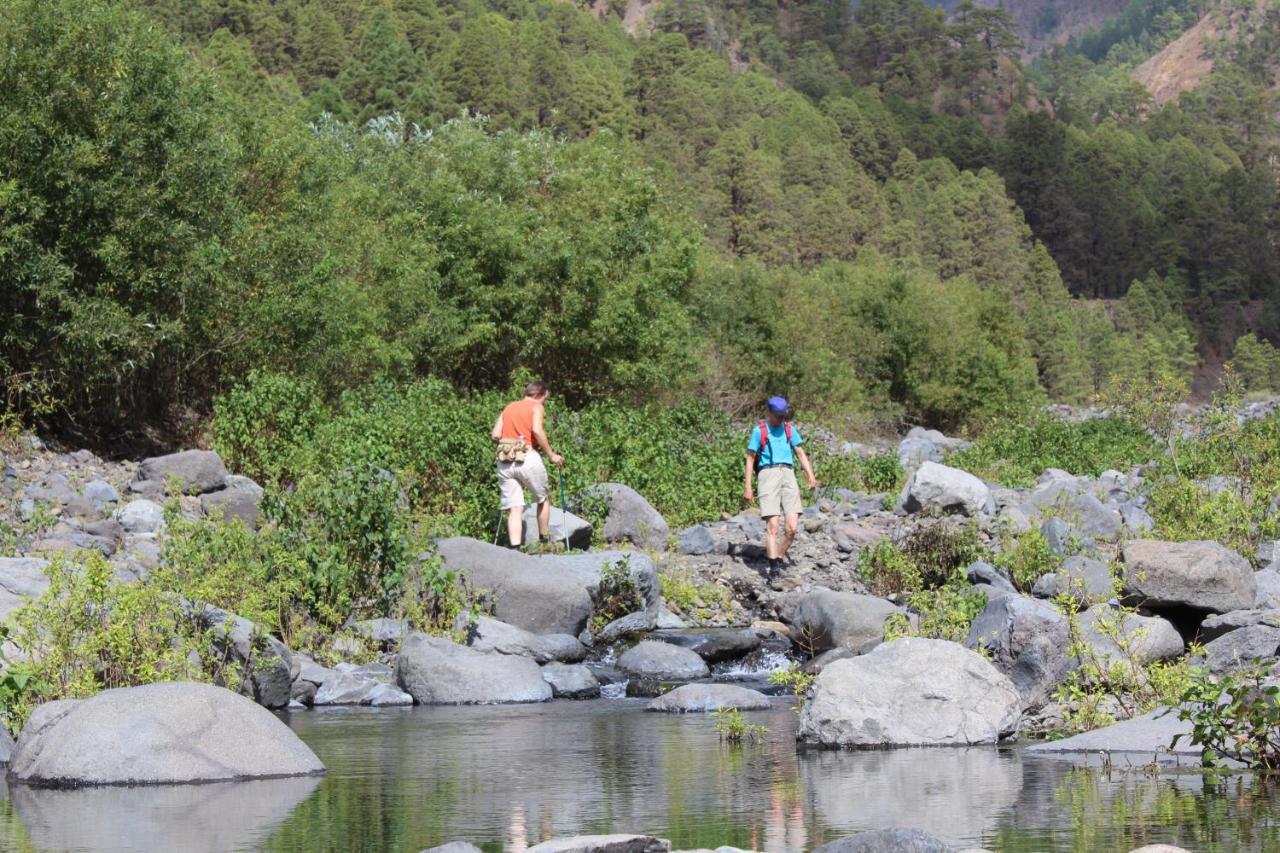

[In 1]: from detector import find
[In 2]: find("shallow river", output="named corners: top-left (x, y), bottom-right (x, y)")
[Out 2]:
top-left (1, 698), bottom-right (1277, 852)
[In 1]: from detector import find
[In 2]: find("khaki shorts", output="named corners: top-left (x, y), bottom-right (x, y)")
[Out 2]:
top-left (758, 466), bottom-right (802, 518)
top-left (497, 451), bottom-right (549, 510)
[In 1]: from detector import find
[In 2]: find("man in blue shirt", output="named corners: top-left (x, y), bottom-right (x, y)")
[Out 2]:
top-left (744, 396), bottom-right (818, 577)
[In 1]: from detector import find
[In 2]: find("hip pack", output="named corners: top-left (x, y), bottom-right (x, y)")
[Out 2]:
top-left (496, 439), bottom-right (530, 463)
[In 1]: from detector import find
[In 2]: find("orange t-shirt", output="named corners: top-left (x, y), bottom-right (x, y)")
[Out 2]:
top-left (499, 398), bottom-right (540, 446)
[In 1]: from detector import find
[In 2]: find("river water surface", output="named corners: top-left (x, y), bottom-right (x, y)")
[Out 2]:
top-left (2, 698), bottom-right (1277, 852)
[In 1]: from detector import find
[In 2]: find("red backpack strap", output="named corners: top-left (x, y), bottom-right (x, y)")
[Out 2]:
top-left (758, 420), bottom-right (768, 457)
top-left (784, 420), bottom-right (792, 445)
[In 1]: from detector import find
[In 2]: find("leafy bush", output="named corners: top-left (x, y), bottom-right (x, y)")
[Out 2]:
top-left (712, 707), bottom-right (768, 744)
top-left (994, 529), bottom-right (1061, 591)
top-left (951, 412), bottom-right (1157, 488)
top-left (899, 520), bottom-right (987, 588)
top-left (884, 571), bottom-right (988, 643)
top-left (1174, 661), bottom-right (1280, 771)
top-left (859, 540), bottom-right (922, 596)
top-left (659, 567), bottom-right (731, 623)
top-left (590, 557), bottom-right (644, 634)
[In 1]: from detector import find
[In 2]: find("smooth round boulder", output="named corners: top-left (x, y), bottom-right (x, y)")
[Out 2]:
top-left (8, 682), bottom-right (324, 786)
top-left (1122, 540), bottom-right (1255, 614)
top-left (813, 828), bottom-right (950, 853)
top-left (617, 640), bottom-right (709, 682)
top-left (647, 683), bottom-right (770, 713)
top-left (966, 594), bottom-right (1070, 710)
top-left (115, 499), bottom-right (165, 534)
top-left (1076, 605), bottom-right (1184, 668)
top-left (587, 483), bottom-right (671, 551)
top-left (541, 663), bottom-right (601, 699)
top-left (789, 587), bottom-right (902, 654)
top-left (395, 632), bottom-right (552, 705)
top-left (135, 449), bottom-right (228, 495)
top-left (902, 462), bottom-right (992, 517)
top-left (797, 638), bottom-right (1021, 748)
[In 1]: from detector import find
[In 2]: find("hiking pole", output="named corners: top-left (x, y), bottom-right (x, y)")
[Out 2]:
top-left (492, 508), bottom-right (503, 546)
top-left (558, 466), bottom-right (570, 552)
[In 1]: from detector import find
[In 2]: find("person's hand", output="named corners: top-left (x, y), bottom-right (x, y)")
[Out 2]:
top-left (743, 488), bottom-right (754, 505)
top-left (806, 475), bottom-right (818, 492)
top-left (549, 452), bottom-right (565, 467)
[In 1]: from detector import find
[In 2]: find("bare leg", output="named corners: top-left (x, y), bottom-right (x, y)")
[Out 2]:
top-left (507, 505), bottom-right (525, 547)
top-left (779, 512), bottom-right (800, 559)
top-left (537, 497), bottom-right (552, 539)
top-left (765, 515), bottom-right (780, 560)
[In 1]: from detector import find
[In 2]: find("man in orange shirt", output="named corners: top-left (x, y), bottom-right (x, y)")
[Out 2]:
top-left (491, 381), bottom-right (565, 549)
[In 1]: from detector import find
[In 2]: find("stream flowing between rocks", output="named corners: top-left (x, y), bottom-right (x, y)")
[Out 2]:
top-left (1, 698), bottom-right (1277, 852)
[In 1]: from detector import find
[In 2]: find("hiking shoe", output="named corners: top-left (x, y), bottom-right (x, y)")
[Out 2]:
top-left (768, 558), bottom-right (784, 578)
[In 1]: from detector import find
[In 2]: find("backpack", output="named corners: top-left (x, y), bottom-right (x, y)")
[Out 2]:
top-left (754, 419), bottom-right (793, 470)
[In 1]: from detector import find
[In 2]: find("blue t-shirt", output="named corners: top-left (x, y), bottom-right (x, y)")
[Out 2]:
top-left (747, 422), bottom-right (803, 467)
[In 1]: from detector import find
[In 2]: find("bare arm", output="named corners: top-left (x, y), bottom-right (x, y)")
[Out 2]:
top-left (532, 405), bottom-right (563, 466)
top-left (491, 414), bottom-right (504, 443)
top-left (795, 446), bottom-right (817, 490)
top-left (743, 451), bottom-right (756, 503)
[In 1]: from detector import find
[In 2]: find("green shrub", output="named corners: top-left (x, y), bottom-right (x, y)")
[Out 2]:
top-left (590, 556), bottom-right (644, 633)
top-left (951, 412), bottom-right (1157, 488)
top-left (899, 520), bottom-right (987, 588)
top-left (1174, 661), bottom-right (1280, 771)
top-left (994, 529), bottom-right (1061, 591)
top-left (859, 540), bottom-right (922, 596)
top-left (659, 567), bottom-right (731, 623)
top-left (885, 571), bottom-right (988, 643)
top-left (712, 707), bottom-right (768, 744)
top-left (210, 370), bottom-right (325, 485)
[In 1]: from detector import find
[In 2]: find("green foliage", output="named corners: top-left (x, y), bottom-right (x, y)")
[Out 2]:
top-left (884, 570), bottom-right (988, 643)
top-left (210, 371), bottom-right (325, 485)
top-left (659, 567), bottom-right (731, 623)
top-left (899, 521), bottom-right (987, 588)
top-left (1173, 661), bottom-right (1280, 771)
top-left (590, 557), bottom-right (645, 634)
top-left (767, 665), bottom-right (816, 699)
top-left (0, 628), bottom-right (43, 737)
top-left (859, 540), bottom-right (922, 596)
top-left (994, 529), bottom-right (1062, 592)
top-left (952, 412), bottom-right (1158, 488)
top-left (1228, 334), bottom-right (1280, 394)
top-left (712, 707), bottom-right (768, 744)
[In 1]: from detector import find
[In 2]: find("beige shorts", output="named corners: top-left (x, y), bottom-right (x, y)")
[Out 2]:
top-left (758, 466), bottom-right (802, 518)
top-left (497, 451), bottom-right (549, 510)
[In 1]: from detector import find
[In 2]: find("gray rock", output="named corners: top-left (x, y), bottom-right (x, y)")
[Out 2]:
top-left (1025, 707), bottom-right (1194, 758)
top-left (352, 618), bottom-right (411, 647)
top-left (1031, 556), bottom-right (1113, 607)
top-left (677, 526), bottom-right (717, 556)
top-left (395, 632), bottom-right (552, 704)
top-left (422, 845), bottom-right (484, 853)
top-left (1198, 609), bottom-right (1280, 642)
top-left (903, 462), bottom-right (992, 517)
top-left (1040, 517), bottom-right (1076, 556)
top-left (1122, 540), bottom-right (1255, 614)
top-left (647, 683), bottom-right (770, 713)
top-left (81, 480), bottom-right (119, 505)
top-left (541, 662), bottom-right (601, 699)
top-left (617, 640), bottom-right (709, 681)
top-left (523, 506), bottom-right (593, 550)
top-left (313, 672), bottom-right (412, 706)
top-left (1255, 569), bottom-right (1280, 609)
top-left (190, 604), bottom-right (294, 709)
top-left (790, 587), bottom-right (901, 655)
top-left (0, 727), bottom-right (14, 765)
top-left (1071, 493), bottom-right (1122, 540)
top-left (797, 638), bottom-right (1021, 748)
top-left (128, 479), bottom-right (166, 501)
top-left (200, 475), bottom-right (264, 528)
top-left (436, 538), bottom-right (658, 636)
top-left (0, 557), bottom-right (50, 622)
top-left (897, 436), bottom-right (942, 468)
top-left (595, 610), bottom-right (657, 645)
top-left (466, 616), bottom-right (588, 663)
top-left (655, 606), bottom-right (688, 629)
top-left (114, 499), bottom-right (165, 534)
top-left (1120, 502), bottom-right (1155, 534)
top-left (967, 561), bottom-right (1015, 595)
top-left (1076, 605), bottom-right (1184, 668)
top-left (688, 628), bottom-right (762, 664)
top-left (334, 661), bottom-right (394, 682)
top-left (813, 828), bottom-right (950, 853)
top-left (802, 647), bottom-right (857, 674)
top-left (136, 449), bottom-right (228, 495)
top-left (527, 836), bottom-right (670, 853)
top-left (1257, 540), bottom-right (1280, 566)
top-left (587, 483), bottom-right (670, 551)
top-left (23, 473), bottom-right (75, 504)
top-left (8, 682), bottom-right (323, 785)
top-left (966, 594), bottom-right (1071, 709)
top-left (1197, 625), bottom-right (1280, 673)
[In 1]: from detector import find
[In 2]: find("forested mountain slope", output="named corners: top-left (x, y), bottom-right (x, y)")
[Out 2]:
top-left (1, 0), bottom-right (1277, 445)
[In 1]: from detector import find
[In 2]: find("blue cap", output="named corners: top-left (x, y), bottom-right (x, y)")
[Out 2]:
top-left (767, 396), bottom-right (790, 415)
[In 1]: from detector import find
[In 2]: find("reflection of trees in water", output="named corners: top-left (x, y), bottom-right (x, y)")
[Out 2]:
top-left (994, 762), bottom-right (1280, 852)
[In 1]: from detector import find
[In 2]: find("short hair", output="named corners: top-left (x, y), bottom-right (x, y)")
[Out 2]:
top-left (523, 381), bottom-right (548, 398)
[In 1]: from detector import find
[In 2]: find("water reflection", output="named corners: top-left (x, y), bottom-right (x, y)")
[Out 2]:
top-left (0, 699), bottom-right (1277, 852)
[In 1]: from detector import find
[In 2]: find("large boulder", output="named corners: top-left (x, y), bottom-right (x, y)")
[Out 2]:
top-left (200, 475), bottom-right (265, 529)
top-left (395, 632), bottom-right (552, 704)
top-left (813, 829), bottom-right (950, 853)
top-left (312, 672), bottom-right (412, 706)
top-left (8, 682), bottom-right (323, 785)
top-left (436, 538), bottom-right (658, 636)
top-left (189, 604), bottom-right (293, 709)
top-left (1196, 624), bottom-right (1280, 674)
top-left (647, 684), bottom-right (771, 713)
top-left (135, 450), bottom-right (228, 495)
top-left (797, 638), bottom-right (1021, 748)
top-left (902, 462), bottom-right (992, 517)
top-left (1198, 609), bottom-right (1280, 642)
top-left (465, 616), bottom-right (587, 663)
top-left (541, 663), bottom-right (601, 699)
top-left (587, 483), bottom-right (670, 551)
top-left (522, 506), bottom-right (593, 551)
top-left (0, 557), bottom-right (50, 622)
top-left (1075, 605), bottom-right (1184, 668)
top-left (1255, 569), bottom-right (1280, 609)
top-left (966, 594), bottom-right (1071, 709)
top-left (789, 587), bottom-right (902, 654)
top-left (1122, 540), bottom-right (1255, 614)
top-left (617, 640), bottom-right (709, 682)
top-left (676, 526), bottom-right (717, 556)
